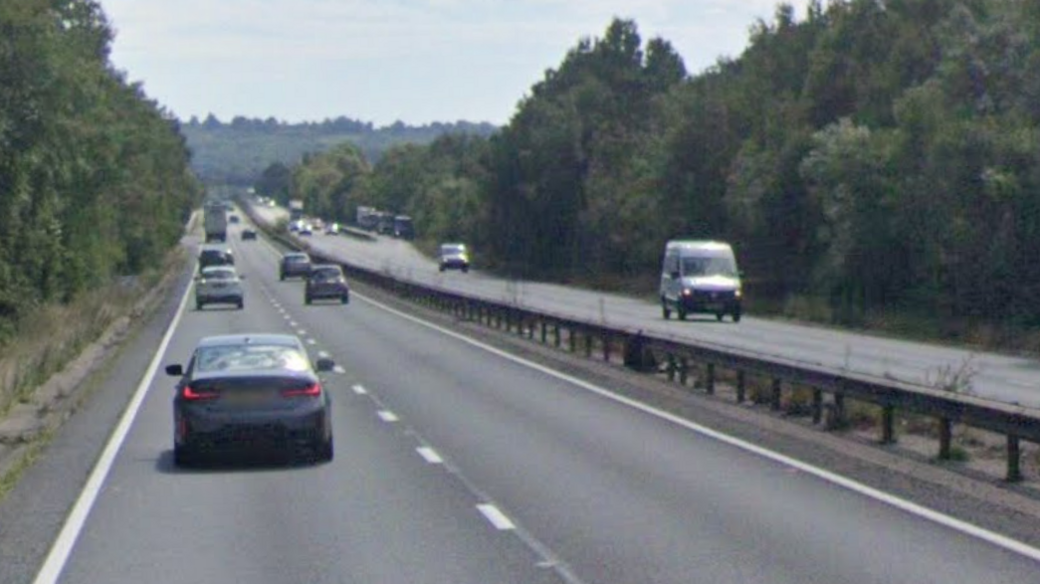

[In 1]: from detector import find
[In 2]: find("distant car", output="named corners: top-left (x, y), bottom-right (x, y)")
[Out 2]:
top-left (198, 244), bottom-right (234, 270)
top-left (299, 223), bottom-right (313, 236)
top-left (325, 222), bottom-right (340, 236)
top-left (164, 333), bottom-right (335, 466)
top-left (439, 243), bottom-right (470, 273)
top-left (279, 252), bottom-right (312, 280)
top-left (305, 265), bottom-right (350, 305)
top-left (229, 214), bottom-right (240, 224)
top-left (241, 228), bottom-right (257, 241)
top-left (195, 266), bottom-right (244, 310)
top-left (288, 219), bottom-right (303, 232)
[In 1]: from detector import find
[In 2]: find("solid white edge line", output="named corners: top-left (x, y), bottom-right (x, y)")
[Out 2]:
top-left (355, 291), bottom-right (1040, 564)
top-left (33, 269), bottom-right (194, 584)
top-left (477, 504), bottom-right (515, 531)
top-left (417, 447), bottom-right (444, 464)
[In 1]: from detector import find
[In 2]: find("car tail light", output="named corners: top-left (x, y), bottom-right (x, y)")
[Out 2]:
top-left (282, 382), bottom-right (322, 397)
top-left (182, 385), bottom-right (219, 400)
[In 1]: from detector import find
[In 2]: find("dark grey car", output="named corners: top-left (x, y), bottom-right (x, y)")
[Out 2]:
top-left (279, 252), bottom-right (311, 280)
top-left (164, 334), bottom-right (335, 466)
top-left (305, 265), bottom-right (350, 305)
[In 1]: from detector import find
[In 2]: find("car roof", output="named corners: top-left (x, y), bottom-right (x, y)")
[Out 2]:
top-left (200, 243), bottom-right (232, 252)
top-left (195, 334), bottom-right (303, 349)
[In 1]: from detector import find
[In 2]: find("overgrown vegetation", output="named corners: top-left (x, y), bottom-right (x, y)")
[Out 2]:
top-left (0, 0), bottom-right (201, 342)
top-left (275, 1), bottom-right (1040, 332)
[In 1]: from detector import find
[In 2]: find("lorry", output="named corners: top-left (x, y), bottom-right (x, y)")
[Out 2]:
top-left (203, 203), bottom-right (228, 243)
top-left (393, 215), bottom-right (414, 239)
top-left (289, 199), bottom-right (305, 222)
top-left (357, 206), bottom-right (378, 231)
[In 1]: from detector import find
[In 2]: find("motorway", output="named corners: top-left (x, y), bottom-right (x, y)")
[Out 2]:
top-left (0, 214), bottom-right (1034, 583)
top-left (252, 205), bottom-right (1040, 409)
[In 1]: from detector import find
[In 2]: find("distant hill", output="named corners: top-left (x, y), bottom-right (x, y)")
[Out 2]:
top-left (180, 114), bottom-right (498, 185)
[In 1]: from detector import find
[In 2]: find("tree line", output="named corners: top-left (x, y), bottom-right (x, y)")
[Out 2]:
top-left (0, 0), bottom-right (201, 340)
top-left (262, 0), bottom-right (1040, 326)
top-left (183, 115), bottom-right (497, 186)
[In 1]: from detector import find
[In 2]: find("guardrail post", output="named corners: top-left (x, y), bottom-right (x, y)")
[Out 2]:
top-left (540, 320), bottom-right (547, 343)
top-left (602, 337), bottom-right (611, 362)
top-left (831, 393), bottom-right (846, 429)
top-left (1007, 436), bottom-right (1022, 482)
top-left (667, 355), bottom-right (677, 382)
top-left (705, 364), bottom-right (715, 395)
top-left (812, 389), bottom-right (823, 424)
top-left (736, 371), bottom-right (746, 403)
top-left (678, 358), bottom-right (688, 385)
top-left (881, 405), bottom-right (896, 444)
top-left (568, 327), bottom-right (576, 352)
top-left (554, 323), bottom-right (561, 348)
top-left (938, 418), bottom-right (952, 460)
top-left (585, 332), bottom-right (593, 357)
top-left (771, 378), bottom-right (782, 411)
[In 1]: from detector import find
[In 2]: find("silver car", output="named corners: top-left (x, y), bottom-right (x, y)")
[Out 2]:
top-left (196, 266), bottom-right (245, 310)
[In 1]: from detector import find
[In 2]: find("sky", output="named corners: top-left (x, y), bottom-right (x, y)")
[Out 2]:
top-left (100, 0), bottom-right (797, 127)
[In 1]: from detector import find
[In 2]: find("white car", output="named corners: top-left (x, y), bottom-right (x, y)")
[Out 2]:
top-left (195, 266), bottom-right (245, 310)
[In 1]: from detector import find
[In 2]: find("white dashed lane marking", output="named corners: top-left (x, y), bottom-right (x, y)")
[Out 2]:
top-left (377, 410), bottom-right (399, 423)
top-left (333, 365), bottom-right (346, 374)
top-left (477, 504), bottom-right (515, 531)
top-left (417, 447), bottom-right (443, 464)
top-left (352, 385), bottom-right (367, 395)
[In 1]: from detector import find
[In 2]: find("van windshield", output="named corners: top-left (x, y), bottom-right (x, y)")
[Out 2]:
top-left (681, 256), bottom-right (737, 277)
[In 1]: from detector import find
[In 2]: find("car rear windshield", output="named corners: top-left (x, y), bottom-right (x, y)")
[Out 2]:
top-left (195, 344), bottom-right (310, 373)
top-left (441, 245), bottom-right (465, 254)
top-left (200, 250), bottom-right (231, 263)
top-left (286, 255), bottom-right (309, 263)
top-left (312, 268), bottom-right (341, 280)
top-left (202, 269), bottom-right (235, 280)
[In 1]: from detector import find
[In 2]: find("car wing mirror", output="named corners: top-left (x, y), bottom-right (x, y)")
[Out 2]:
top-left (315, 357), bottom-right (335, 372)
top-left (165, 364), bottom-right (184, 376)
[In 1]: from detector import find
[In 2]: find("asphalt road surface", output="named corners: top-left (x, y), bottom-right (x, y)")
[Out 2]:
top-left (254, 205), bottom-right (1040, 409)
top-left (0, 214), bottom-right (1032, 583)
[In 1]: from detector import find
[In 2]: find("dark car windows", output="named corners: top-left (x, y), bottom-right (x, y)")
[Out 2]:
top-left (312, 268), bottom-right (341, 281)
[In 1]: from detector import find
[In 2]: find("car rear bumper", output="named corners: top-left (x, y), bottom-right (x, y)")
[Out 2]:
top-left (306, 285), bottom-right (349, 299)
top-left (196, 292), bottom-right (243, 304)
top-left (177, 405), bottom-right (328, 452)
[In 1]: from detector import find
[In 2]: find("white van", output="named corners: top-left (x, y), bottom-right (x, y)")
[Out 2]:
top-left (659, 240), bottom-right (742, 322)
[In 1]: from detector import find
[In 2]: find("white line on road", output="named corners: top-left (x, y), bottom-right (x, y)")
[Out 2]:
top-left (318, 350), bottom-right (330, 358)
top-left (333, 365), bottom-right (346, 374)
top-left (356, 291), bottom-right (1040, 565)
top-left (33, 270), bottom-right (194, 584)
top-left (477, 504), bottom-right (515, 530)
top-left (289, 320), bottom-right (297, 327)
top-left (352, 384), bottom-right (367, 395)
top-left (297, 329), bottom-right (307, 335)
top-left (417, 447), bottom-right (443, 464)
top-left (377, 410), bottom-right (399, 423)
top-left (306, 338), bottom-right (316, 345)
